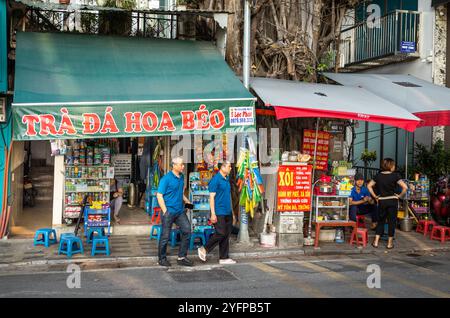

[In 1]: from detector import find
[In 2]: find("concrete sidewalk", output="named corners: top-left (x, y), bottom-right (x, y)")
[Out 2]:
top-left (0, 228), bottom-right (448, 271)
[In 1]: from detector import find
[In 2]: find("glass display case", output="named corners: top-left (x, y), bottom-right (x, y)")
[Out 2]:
top-left (314, 195), bottom-right (349, 222)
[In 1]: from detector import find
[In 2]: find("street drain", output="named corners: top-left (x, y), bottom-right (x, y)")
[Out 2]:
top-left (168, 268), bottom-right (238, 283)
top-left (406, 253), bottom-right (422, 257)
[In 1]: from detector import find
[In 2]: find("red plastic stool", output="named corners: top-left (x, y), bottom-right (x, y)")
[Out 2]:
top-left (430, 226), bottom-right (450, 243)
top-left (356, 215), bottom-right (366, 228)
top-left (350, 228), bottom-right (368, 247)
top-left (416, 219), bottom-right (437, 236)
top-left (151, 207), bottom-right (161, 224)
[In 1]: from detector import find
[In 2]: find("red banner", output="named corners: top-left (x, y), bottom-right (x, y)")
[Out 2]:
top-left (277, 164), bottom-right (312, 212)
top-left (302, 129), bottom-right (331, 171)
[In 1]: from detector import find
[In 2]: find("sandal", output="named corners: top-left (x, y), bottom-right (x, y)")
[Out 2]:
top-left (371, 242), bottom-right (378, 248)
top-left (387, 244), bottom-right (394, 249)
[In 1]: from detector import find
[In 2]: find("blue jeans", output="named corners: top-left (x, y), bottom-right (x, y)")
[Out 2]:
top-left (349, 204), bottom-right (378, 222)
top-left (158, 212), bottom-right (191, 260)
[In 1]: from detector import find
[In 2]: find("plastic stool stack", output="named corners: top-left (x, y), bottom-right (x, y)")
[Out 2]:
top-left (430, 226), bottom-right (450, 243)
top-left (189, 232), bottom-right (206, 250)
top-left (203, 228), bottom-right (215, 244)
top-left (150, 224), bottom-right (162, 241)
top-left (350, 228), bottom-right (368, 247)
top-left (416, 219), bottom-right (437, 236)
top-left (34, 228), bottom-right (58, 248)
top-left (170, 228), bottom-right (181, 247)
top-left (58, 236), bottom-right (84, 258)
top-left (91, 236), bottom-right (110, 256)
top-left (151, 207), bottom-right (161, 224)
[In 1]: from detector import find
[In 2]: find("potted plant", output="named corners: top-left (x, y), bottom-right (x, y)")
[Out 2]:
top-left (360, 149), bottom-right (377, 168)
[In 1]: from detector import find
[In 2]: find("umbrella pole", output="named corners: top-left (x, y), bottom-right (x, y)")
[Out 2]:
top-left (404, 133), bottom-right (410, 220)
top-left (304, 118), bottom-right (320, 246)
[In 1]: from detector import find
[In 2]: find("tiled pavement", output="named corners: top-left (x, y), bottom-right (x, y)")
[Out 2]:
top-left (0, 227), bottom-right (449, 267)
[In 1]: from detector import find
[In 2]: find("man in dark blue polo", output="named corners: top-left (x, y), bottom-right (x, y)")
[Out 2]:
top-left (156, 156), bottom-right (193, 267)
top-left (197, 161), bottom-right (236, 264)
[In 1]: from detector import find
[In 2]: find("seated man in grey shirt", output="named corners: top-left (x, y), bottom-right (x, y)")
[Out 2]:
top-left (110, 188), bottom-right (124, 224)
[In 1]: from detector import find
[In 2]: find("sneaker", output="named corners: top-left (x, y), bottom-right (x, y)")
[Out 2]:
top-left (198, 246), bottom-right (207, 262)
top-left (158, 259), bottom-right (171, 267)
top-left (219, 258), bottom-right (236, 265)
top-left (177, 257), bottom-right (194, 267)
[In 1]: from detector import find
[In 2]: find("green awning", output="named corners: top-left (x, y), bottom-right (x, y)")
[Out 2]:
top-left (12, 32), bottom-right (255, 140)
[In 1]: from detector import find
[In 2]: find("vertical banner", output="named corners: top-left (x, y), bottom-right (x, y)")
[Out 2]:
top-left (277, 164), bottom-right (312, 212)
top-left (302, 129), bottom-right (331, 171)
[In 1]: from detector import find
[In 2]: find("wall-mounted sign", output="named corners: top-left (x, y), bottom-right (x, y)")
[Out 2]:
top-left (277, 164), bottom-right (312, 212)
top-left (400, 41), bottom-right (416, 53)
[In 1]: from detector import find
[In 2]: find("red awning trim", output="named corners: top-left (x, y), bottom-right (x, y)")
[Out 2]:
top-left (273, 105), bottom-right (420, 132)
top-left (414, 110), bottom-right (450, 127)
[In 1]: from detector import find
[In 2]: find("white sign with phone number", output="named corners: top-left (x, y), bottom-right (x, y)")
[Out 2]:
top-left (229, 107), bottom-right (255, 126)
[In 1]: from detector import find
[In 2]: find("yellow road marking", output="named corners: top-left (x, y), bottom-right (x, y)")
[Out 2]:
top-left (298, 261), bottom-right (394, 298)
top-left (251, 262), bottom-right (330, 298)
top-left (342, 260), bottom-right (450, 298)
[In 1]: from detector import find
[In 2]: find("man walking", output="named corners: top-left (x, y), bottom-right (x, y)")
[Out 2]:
top-left (198, 161), bottom-right (236, 264)
top-left (156, 156), bottom-right (193, 267)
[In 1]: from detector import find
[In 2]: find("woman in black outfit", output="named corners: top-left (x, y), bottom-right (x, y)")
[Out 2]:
top-left (367, 158), bottom-right (408, 249)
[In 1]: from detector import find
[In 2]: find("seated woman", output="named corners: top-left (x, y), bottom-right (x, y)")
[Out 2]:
top-left (349, 174), bottom-right (378, 229)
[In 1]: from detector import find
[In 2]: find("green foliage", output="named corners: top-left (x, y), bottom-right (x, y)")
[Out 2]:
top-left (412, 140), bottom-right (450, 183)
top-left (103, 0), bottom-right (136, 9)
top-left (360, 149), bottom-right (377, 167)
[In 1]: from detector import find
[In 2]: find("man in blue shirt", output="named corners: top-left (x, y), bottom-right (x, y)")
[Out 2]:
top-left (349, 174), bottom-right (378, 229)
top-left (197, 161), bottom-right (236, 265)
top-left (156, 156), bottom-right (193, 267)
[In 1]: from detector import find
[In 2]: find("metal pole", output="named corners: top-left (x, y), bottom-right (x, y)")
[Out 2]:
top-left (304, 118), bottom-right (320, 246)
top-left (405, 132), bottom-right (408, 179)
top-left (243, 0), bottom-right (251, 89)
top-left (237, 0), bottom-right (251, 245)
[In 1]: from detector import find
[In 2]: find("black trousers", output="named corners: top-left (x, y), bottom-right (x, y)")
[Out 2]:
top-left (375, 199), bottom-right (398, 237)
top-left (204, 215), bottom-right (233, 260)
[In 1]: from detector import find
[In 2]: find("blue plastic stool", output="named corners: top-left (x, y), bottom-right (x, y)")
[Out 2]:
top-left (150, 224), bottom-right (162, 241)
top-left (58, 236), bottom-right (84, 258)
top-left (170, 228), bottom-right (181, 247)
top-left (189, 232), bottom-right (206, 250)
top-left (34, 228), bottom-right (58, 248)
top-left (91, 236), bottom-right (110, 256)
top-left (203, 228), bottom-right (215, 244)
top-left (86, 227), bottom-right (106, 244)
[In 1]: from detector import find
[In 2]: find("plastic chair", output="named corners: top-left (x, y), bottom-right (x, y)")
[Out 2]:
top-left (85, 227), bottom-right (106, 244)
top-left (34, 228), bottom-right (58, 248)
top-left (189, 232), bottom-right (206, 250)
top-left (350, 228), bottom-right (368, 247)
top-left (430, 226), bottom-right (450, 243)
top-left (58, 236), bottom-right (84, 258)
top-left (150, 224), bottom-right (162, 241)
top-left (91, 236), bottom-right (110, 256)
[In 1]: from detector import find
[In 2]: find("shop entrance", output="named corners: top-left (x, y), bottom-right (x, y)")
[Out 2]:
top-left (9, 140), bottom-right (54, 237)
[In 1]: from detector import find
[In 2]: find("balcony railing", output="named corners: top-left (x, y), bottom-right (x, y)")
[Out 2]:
top-left (337, 10), bottom-right (420, 70)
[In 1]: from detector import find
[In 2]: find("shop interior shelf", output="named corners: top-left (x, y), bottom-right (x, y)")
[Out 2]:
top-left (65, 177), bottom-right (111, 180)
top-left (191, 191), bottom-right (210, 195)
top-left (65, 190), bottom-right (109, 193)
top-left (317, 206), bottom-right (347, 209)
top-left (66, 165), bottom-right (111, 167)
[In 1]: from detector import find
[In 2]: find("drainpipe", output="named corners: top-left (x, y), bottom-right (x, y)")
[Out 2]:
top-left (238, 0), bottom-right (251, 245)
